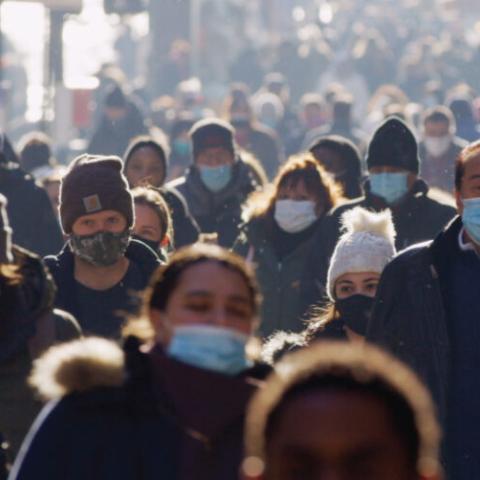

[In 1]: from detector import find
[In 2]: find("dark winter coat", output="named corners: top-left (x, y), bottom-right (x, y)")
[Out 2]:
top-left (10, 337), bottom-right (269, 480)
top-left (88, 104), bottom-right (148, 158)
top-left (366, 218), bottom-right (466, 427)
top-left (329, 179), bottom-right (456, 251)
top-left (169, 159), bottom-right (261, 248)
top-left (0, 164), bottom-right (63, 257)
top-left (233, 215), bottom-right (331, 337)
top-left (0, 246), bottom-right (81, 463)
top-left (44, 239), bottom-right (160, 337)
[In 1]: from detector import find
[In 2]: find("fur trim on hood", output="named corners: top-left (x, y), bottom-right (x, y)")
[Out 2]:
top-left (30, 337), bottom-right (126, 401)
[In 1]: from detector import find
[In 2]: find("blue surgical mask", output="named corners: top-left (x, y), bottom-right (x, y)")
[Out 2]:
top-left (369, 172), bottom-right (409, 205)
top-left (462, 197), bottom-right (480, 245)
top-left (167, 325), bottom-right (251, 375)
top-left (199, 164), bottom-right (232, 192)
top-left (173, 138), bottom-right (191, 157)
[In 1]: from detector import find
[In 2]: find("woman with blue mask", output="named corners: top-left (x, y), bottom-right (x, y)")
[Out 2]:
top-left (234, 154), bottom-right (344, 338)
top-left (168, 118), bottom-right (265, 247)
top-left (10, 244), bottom-right (269, 480)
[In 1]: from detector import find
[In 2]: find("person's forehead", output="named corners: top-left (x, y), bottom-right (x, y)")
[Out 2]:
top-left (463, 154), bottom-right (480, 179)
top-left (269, 390), bottom-right (399, 454)
top-left (199, 146), bottom-right (231, 155)
top-left (130, 146), bottom-right (163, 163)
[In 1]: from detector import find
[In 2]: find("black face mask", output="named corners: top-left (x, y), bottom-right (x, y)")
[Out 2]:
top-left (335, 294), bottom-right (375, 336)
top-left (132, 234), bottom-right (160, 253)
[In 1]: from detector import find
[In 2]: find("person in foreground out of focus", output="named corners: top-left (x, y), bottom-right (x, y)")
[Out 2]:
top-left (10, 244), bottom-right (270, 480)
top-left (234, 154), bottom-right (343, 338)
top-left (169, 118), bottom-right (264, 247)
top-left (132, 186), bottom-right (172, 262)
top-left (368, 139), bottom-right (480, 479)
top-left (260, 207), bottom-right (396, 365)
top-left (123, 135), bottom-right (200, 248)
top-left (242, 342), bottom-right (442, 480)
top-left (0, 194), bottom-right (80, 467)
top-left (44, 155), bottom-right (160, 339)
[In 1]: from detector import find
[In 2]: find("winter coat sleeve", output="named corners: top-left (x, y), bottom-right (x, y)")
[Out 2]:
top-left (9, 400), bottom-right (73, 480)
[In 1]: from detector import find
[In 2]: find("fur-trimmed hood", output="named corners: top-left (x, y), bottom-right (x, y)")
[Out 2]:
top-left (30, 337), bottom-right (126, 401)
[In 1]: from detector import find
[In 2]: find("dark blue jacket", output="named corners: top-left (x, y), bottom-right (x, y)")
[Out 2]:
top-left (44, 239), bottom-right (160, 330)
top-left (10, 337), bottom-right (270, 480)
top-left (367, 217), bottom-right (463, 425)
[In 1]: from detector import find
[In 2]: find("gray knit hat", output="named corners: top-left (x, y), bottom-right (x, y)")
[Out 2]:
top-left (59, 155), bottom-right (134, 234)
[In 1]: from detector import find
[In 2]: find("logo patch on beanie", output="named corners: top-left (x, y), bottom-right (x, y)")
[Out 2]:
top-left (83, 194), bottom-right (102, 213)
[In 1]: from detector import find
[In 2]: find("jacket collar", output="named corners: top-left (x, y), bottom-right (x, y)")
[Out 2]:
top-left (429, 215), bottom-right (464, 277)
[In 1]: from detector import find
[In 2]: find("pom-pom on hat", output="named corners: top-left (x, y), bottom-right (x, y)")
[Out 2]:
top-left (59, 155), bottom-right (134, 234)
top-left (366, 116), bottom-right (419, 174)
top-left (326, 207), bottom-right (396, 300)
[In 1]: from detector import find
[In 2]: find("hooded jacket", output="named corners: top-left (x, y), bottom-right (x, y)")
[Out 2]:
top-left (169, 158), bottom-right (261, 247)
top-left (10, 336), bottom-right (270, 480)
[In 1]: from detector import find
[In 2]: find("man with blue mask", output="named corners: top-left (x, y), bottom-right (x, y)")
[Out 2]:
top-left (169, 118), bottom-right (262, 247)
top-left (326, 116), bottom-right (455, 250)
top-left (367, 140), bottom-right (480, 480)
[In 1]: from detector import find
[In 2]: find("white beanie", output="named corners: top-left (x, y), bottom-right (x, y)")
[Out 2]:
top-left (326, 207), bottom-right (396, 300)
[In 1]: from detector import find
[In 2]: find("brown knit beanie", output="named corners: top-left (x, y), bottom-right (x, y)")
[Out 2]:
top-left (59, 155), bottom-right (134, 234)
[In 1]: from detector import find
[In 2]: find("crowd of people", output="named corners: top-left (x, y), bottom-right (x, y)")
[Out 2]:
top-left (0, 0), bottom-right (480, 479)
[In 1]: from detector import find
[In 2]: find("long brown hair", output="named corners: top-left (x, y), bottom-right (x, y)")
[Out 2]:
top-left (244, 153), bottom-right (344, 221)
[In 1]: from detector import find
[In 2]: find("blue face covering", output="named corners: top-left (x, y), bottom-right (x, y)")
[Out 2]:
top-left (369, 172), bottom-right (409, 205)
top-left (167, 325), bottom-right (251, 375)
top-left (199, 165), bottom-right (232, 192)
top-left (462, 197), bottom-right (480, 245)
top-left (173, 138), bottom-right (191, 157)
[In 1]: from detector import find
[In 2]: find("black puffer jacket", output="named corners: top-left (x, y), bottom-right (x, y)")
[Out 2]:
top-left (169, 159), bottom-right (261, 247)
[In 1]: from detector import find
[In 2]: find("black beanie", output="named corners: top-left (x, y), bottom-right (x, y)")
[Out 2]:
top-left (189, 118), bottom-right (235, 160)
top-left (366, 117), bottom-right (419, 174)
top-left (60, 155), bottom-right (134, 234)
top-left (105, 85), bottom-right (127, 108)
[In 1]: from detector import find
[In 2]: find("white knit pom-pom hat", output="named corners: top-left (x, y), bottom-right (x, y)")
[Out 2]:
top-left (326, 207), bottom-right (396, 300)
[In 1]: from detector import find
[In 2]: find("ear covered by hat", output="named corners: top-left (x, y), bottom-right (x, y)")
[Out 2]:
top-left (59, 155), bottom-right (134, 234)
top-left (366, 117), bottom-right (420, 174)
top-left (326, 207), bottom-right (396, 300)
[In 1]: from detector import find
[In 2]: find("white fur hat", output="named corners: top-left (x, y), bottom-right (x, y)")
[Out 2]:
top-left (327, 207), bottom-right (396, 300)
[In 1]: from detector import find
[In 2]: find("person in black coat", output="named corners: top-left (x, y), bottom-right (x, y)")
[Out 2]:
top-left (45, 155), bottom-right (160, 339)
top-left (0, 134), bottom-right (63, 257)
top-left (88, 84), bottom-right (148, 157)
top-left (123, 135), bottom-right (200, 248)
top-left (11, 244), bottom-right (270, 480)
top-left (328, 117), bottom-right (456, 251)
top-left (367, 140), bottom-right (480, 479)
top-left (169, 118), bottom-right (263, 247)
